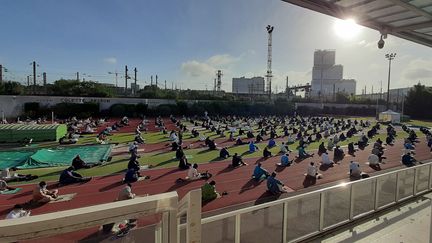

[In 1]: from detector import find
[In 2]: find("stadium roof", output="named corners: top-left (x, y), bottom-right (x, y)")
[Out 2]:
top-left (282, 0), bottom-right (432, 48)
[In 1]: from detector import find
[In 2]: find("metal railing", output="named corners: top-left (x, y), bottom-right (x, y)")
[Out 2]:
top-left (179, 161), bottom-right (432, 243)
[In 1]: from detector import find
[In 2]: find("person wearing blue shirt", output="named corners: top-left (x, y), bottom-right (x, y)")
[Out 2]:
top-left (402, 152), bottom-right (416, 167)
top-left (267, 172), bottom-right (287, 195)
top-left (252, 163), bottom-right (269, 181)
top-left (268, 138), bottom-right (276, 148)
top-left (249, 141), bottom-right (258, 153)
top-left (279, 153), bottom-right (292, 167)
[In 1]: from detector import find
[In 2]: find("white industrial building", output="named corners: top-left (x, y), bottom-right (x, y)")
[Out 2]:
top-left (311, 50), bottom-right (356, 97)
top-left (232, 77), bottom-right (265, 94)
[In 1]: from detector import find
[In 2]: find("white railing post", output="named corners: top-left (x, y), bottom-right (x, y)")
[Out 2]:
top-left (395, 172), bottom-right (400, 202)
top-left (413, 168), bottom-right (418, 196)
top-left (283, 202), bottom-right (288, 243)
top-left (235, 214), bottom-right (241, 243)
top-left (319, 192), bottom-right (325, 231)
top-left (186, 190), bottom-right (201, 243)
top-left (374, 177), bottom-right (380, 210)
top-left (429, 164), bottom-right (432, 189)
top-left (349, 184), bottom-right (355, 220)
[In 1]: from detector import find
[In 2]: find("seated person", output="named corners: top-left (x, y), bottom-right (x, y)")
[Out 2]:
top-left (178, 155), bottom-right (191, 170)
top-left (208, 139), bottom-right (217, 150)
top-left (1, 168), bottom-right (37, 182)
top-left (6, 204), bottom-right (31, 219)
top-left (287, 135), bottom-right (295, 144)
top-left (372, 147), bottom-right (385, 161)
top-left (32, 181), bottom-right (58, 203)
top-left (246, 130), bottom-right (255, 139)
top-left (187, 164), bottom-right (210, 180)
top-left (368, 153), bottom-right (380, 166)
top-left (263, 146), bottom-right (272, 158)
top-left (333, 146), bottom-right (345, 160)
top-left (128, 156), bottom-right (141, 172)
top-left (327, 139), bottom-right (334, 151)
top-left (357, 134), bottom-right (368, 148)
top-left (124, 168), bottom-right (140, 183)
top-left (386, 135), bottom-right (394, 145)
top-left (232, 153), bottom-right (247, 167)
top-left (298, 146), bottom-right (313, 159)
top-left (306, 162), bottom-right (322, 179)
top-left (318, 142), bottom-right (327, 155)
top-left (402, 152), bottom-right (416, 167)
top-left (267, 172), bottom-right (287, 195)
top-left (235, 136), bottom-right (244, 146)
top-left (0, 179), bottom-right (16, 192)
top-left (256, 134), bottom-right (264, 143)
top-left (252, 163), bottom-right (269, 181)
top-left (59, 166), bottom-right (92, 185)
top-left (404, 141), bottom-right (415, 150)
top-left (339, 133), bottom-right (346, 141)
top-left (72, 155), bottom-right (97, 170)
top-left (348, 142), bottom-right (356, 155)
top-left (83, 125), bottom-right (95, 134)
top-left (134, 134), bottom-right (145, 144)
top-left (279, 142), bottom-right (291, 154)
top-left (321, 152), bottom-right (334, 166)
top-left (59, 135), bottom-right (77, 145)
top-left (201, 180), bottom-right (221, 202)
top-left (171, 141), bottom-right (179, 151)
top-left (176, 147), bottom-right (185, 160)
top-left (278, 153), bottom-right (292, 167)
top-left (249, 141), bottom-right (259, 153)
top-left (349, 161), bottom-right (368, 178)
top-left (219, 147), bottom-right (230, 159)
top-left (267, 138), bottom-right (276, 148)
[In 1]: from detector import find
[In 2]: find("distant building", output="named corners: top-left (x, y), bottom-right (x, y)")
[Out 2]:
top-left (131, 83), bottom-right (140, 91)
top-left (311, 50), bottom-right (356, 97)
top-left (232, 77), bottom-right (265, 94)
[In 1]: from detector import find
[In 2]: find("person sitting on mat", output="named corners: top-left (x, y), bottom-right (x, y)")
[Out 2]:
top-left (6, 204), bottom-right (31, 219)
top-left (333, 146), bottom-right (345, 160)
top-left (124, 168), bottom-right (139, 183)
top-left (219, 147), bottom-right (230, 159)
top-left (278, 153), bottom-right (292, 167)
top-left (178, 155), bottom-right (191, 170)
top-left (321, 152), bottom-right (334, 166)
top-left (318, 142), bottom-right (327, 155)
top-left (72, 155), bottom-right (99, 170)
top-left (232, 153), bottom-right (248, 167)
top-left (402, 152), bottom-right (417, 167)
top-left (187, 164), bottom-right (211, 180)
top-left (201, 180), bottom-right (224, 202)
top-left (267, 138), bottom-right (276, 148)
top-left (368, 153), bottom-right (380, 166)
top-left (59, 166), bottom-right (92, 185)
top-left (1, 168), bottom-right (38, 182)
top-left (0, 179), bottom-right (16, 192)
top-left (298, 145), bottom-right (313, 159)
top-left (349, 161), bottom-right (368, 179)
top-left (249, 141), bottom-right (259, 153)
top-left (267, 172), bottom-right (288, 195)
top-left (33, 181), bottom-right (58, 203)
top-left (263, 146), bottom-right (272, 158)
top-left (252, 163), bottom-right (270, 181)
top-left (279, 142), bottom-right (291, 154)
top-left (348, 142), bottom-right (356, 155)
top-left (306, 162), bottom-right (322, 179)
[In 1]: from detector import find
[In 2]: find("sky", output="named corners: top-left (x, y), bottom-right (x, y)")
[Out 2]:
top-left (1, 0), bottom-right (432, 94)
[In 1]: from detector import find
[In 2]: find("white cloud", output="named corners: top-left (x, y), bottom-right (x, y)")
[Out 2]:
top-left (103, 57), bottom-right (117, 64)
top-left (181, 60), bottom-right (215, 77)
top-left (401, 58), bottom-right (432, 81)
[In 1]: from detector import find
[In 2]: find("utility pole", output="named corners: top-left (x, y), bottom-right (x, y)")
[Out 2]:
top-left (0, 65), bottom-right (2, 83)
top-left (27, 75), bottom-right (30, 87)
top-left (265, 25), bottom-right (274, 100)
top-left (151, 75), bottom-right (153, 86)
top-left (172, 82), bottom-right (174, 90)
top-left (285, 76), bottom-right (289, 94)
top-left (156, 75), bottom-right (158, 87)
top-left (134, 68), bottom-right (137, 95)
top-left (124, 65), bottom-right (128, 95)
top-left (43, 72), bottom-right (47, 94)
top-left (385, 53), bottom-right (396, 110)
top-left (32, 61), bottom-right (37, 94)
top-left (164, 80), bottom-right (167, 90)
top-left (76, 72), bottom-right (79, 82)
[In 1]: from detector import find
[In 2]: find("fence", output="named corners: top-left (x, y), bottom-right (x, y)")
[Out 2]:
top-left (179, 161), bottom-right (432, 243)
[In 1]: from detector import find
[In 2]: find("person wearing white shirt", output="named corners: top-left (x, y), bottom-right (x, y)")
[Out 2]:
top-left (187, 164), bottom-right (204, 180)
top-left (6, 204), bottom-right (30, 219)
top-left (349, 161), bottom-right (366, 178)
top-left (306, 162), bottom-right (322, 179)
top-left (368, 153), bottom-right (380, 166)
top-left (321, 152), bottom-right (334, 166)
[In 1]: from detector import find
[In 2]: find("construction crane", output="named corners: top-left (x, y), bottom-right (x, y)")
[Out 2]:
top-left (266, 25), bottom-right (274, 100)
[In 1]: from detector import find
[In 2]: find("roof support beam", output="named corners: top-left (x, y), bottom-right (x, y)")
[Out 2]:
top-left (386, 0), bottom-right (432, 19)
top-left (393, 21), bottom-right (432, 31)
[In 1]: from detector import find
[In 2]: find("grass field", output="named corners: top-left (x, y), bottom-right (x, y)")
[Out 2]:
top-left (406, 120), bottom-right (432, 128)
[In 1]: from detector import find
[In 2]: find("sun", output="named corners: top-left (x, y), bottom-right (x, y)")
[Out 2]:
top-left (334, 19), bottom-right (361, 39)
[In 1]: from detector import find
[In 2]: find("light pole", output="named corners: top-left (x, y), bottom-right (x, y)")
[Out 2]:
top-left (385, 53), bottom-right (396, 110)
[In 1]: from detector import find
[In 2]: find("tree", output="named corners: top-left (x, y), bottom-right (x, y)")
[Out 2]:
top-left (404, 83), bottom-right (432, 119)
top-left (0, 81), bottom-right (24, 95)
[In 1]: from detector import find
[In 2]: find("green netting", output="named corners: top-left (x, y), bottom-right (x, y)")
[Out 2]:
top-left (0, 124), bottom-right (67, 143)
top-left (16, 144), bottom-right (113, 169)
top-left (0, 151), bottom-right (36, 170)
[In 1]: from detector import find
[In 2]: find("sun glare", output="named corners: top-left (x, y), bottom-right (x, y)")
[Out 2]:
top-left (334, 19), bottom-right (361, 39)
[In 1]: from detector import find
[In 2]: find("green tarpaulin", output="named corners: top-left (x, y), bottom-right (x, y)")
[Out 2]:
top-left (0, 145), bottom-right (113, 170)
